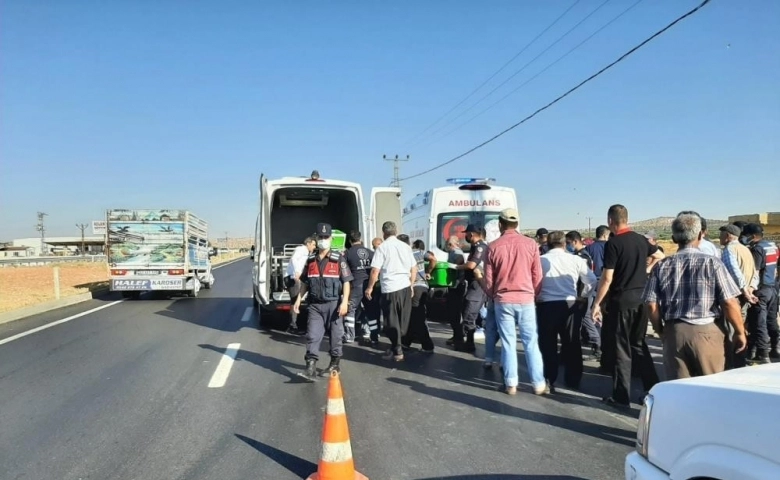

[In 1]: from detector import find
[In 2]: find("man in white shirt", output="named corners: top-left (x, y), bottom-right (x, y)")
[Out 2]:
top-left (537, 231), bottom-right (597, 391)
top-left (366, 221), bottom-right (417, 361)
top-left (285, 236), bottom-right (316, 334)
top-left (691, 215), bottom-right (720, 257)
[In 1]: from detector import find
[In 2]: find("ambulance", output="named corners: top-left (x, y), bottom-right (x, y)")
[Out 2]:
top-left (402, 177), bottom-right (519, 260)
top-left (402, 178), bottom-right (518, 320)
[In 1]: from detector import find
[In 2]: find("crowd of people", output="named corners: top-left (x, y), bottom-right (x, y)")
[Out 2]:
top-left (281, 206), bottom-right (779, 407)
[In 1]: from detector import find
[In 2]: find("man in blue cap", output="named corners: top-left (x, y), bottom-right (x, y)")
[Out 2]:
top-left (292, 222), bottom-right (354, 380)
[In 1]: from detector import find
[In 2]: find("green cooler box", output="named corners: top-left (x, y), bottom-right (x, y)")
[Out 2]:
top-left (428, 262), bottom-right (455, 288)
top-left (331, 229), bottom-right (347, 252)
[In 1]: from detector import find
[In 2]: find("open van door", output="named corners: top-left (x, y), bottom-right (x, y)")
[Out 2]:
top-left (254, 174), bottom-right (271, 305)
top-left (369, 187), bottom-right (402, 240)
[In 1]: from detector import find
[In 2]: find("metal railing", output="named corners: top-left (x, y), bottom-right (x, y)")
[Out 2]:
top-left (0, 255), bottom-right (107, 267)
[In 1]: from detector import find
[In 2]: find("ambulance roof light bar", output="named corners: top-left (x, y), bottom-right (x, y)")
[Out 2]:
top-left (446, 177), bottom-right (495, 185)
top-left (447, 177), bottom-right (495, 191)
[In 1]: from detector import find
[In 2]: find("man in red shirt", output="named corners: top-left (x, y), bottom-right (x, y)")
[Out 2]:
top-left (484, 208), bottom-right (546, 396)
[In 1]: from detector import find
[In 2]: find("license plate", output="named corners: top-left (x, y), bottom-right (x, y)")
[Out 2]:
top-left (135, 270), bottom-right (162, 276)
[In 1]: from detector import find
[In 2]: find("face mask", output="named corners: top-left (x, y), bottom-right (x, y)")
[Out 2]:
top-left (317, 238), bottom-right (331, 250)
top-left (739, 236), bottom-right (749, 245)
top-left (566, 244), bottom-right (575, 253)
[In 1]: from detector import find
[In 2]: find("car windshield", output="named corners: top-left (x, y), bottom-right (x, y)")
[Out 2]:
top-left (437, 211), bottom-right (500, 253)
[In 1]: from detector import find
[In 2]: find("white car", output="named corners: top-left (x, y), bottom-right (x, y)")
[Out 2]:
top-left (626, 363), bottom-right (780, 480)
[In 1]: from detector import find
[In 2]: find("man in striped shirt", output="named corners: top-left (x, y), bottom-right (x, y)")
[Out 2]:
top-left (643, 213), bottom-right (747, 380)
top-left (718, 223), bottom-right (758, 368)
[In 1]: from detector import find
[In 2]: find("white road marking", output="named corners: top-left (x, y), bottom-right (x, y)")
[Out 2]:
top-left (0, 258), bottom-right (246, 348)
top-left (212, 257), bottom-right (247, 270)
top-left (207, 343), bottom-right (241, 388)
top-left (0, 300), bottom-right (125, 346)
top-left (240, 307), bottom-right (253, 322)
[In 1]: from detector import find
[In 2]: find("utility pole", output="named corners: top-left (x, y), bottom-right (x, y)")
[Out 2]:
top-left (586, 216), bottom-right (593, 237)
top-left (36, 212), bottom-right (48, 256)
top-left (224, 231), bottom-right (229, 250)
top-left (383, 154), bottom-right (409, 188)
top-left (76, 223), bottom-right (89, 256)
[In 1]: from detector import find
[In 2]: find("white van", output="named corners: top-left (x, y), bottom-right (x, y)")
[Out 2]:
top-left (252, 170), bottom-right (401, 328)
top-left (402, 178), bottom-right (519, 260)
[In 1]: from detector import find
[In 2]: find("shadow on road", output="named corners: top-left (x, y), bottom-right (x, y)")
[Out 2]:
top-left (235, 434), bottom-right (316, 478)
top-left (153, 297), bottom-right (254, 333)
top-left (388, 377), bottom-right (635, 447)
top-left (198, 343), bottom-right (312, 384)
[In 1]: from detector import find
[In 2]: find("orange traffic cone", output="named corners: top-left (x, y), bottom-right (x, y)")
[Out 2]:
top-left (306, 370), bottom-right (368, 480)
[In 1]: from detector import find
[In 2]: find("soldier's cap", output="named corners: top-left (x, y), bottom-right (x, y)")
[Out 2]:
top-left (535, 227), bottom-right (548, 237)
top-left (742, 223), bottom-right (763, 236)
top-left (316, 223), bottom-right (332, 237)
top-left (499, 208), bottom-right (519, 223)
top-left (719, 224), bottom-right (741, 237)
top-left (464, 224), bottom-right (481, 233)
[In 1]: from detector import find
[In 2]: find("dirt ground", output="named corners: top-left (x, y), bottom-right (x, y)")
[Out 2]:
top-left (0, 254), bottom-right (246, 314)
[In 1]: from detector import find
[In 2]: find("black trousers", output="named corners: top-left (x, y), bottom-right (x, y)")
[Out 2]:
top-left (381, 288), bottom-right (412, 355)
top-left (601, 301), bottom-right (659, 405)
top-left (285, 277), bottom-right (303, 329)
top-left (536, 301), bottom-right (583, 388)
top-left (447, 283), bottom-right (466, 339)
top-left (403, 286), bottom-right (434, 351)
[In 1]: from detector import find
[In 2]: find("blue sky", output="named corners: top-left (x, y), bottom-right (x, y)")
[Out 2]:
top-left (1, 0), bottom-right (778, 240)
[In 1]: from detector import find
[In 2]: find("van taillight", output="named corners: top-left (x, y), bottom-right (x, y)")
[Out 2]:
top-left (111, 269), bottom-right (127, 276)
top-left (168, 269), bottom-right (185, 275)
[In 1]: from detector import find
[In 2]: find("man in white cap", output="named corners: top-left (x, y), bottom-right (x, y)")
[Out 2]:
top-left (483, 208), bottom-right (546, 396)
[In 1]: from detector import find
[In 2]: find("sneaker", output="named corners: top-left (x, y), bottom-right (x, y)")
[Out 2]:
top-left (501, 385), bottom-right (517, 395)
top-left (474, 328), bottom-right (485, 340)
top-left (533, 384), bottom-right (549, 395)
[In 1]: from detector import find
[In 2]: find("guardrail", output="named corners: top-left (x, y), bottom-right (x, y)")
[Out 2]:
top-left (0, 255), bottom-right (107, 267)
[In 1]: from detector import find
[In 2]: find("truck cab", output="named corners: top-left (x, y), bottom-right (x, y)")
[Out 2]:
top-left (252, 171), bottom-right (401, 328)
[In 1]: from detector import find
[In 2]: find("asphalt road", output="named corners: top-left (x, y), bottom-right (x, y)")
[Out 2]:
top-left (0, 258), bottom-right (645, 480)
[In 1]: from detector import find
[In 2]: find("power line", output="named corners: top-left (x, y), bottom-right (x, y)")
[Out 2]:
top-left (428, 0), bottom-right (644, 145)
top-left (402, 0), bottom-right (582, 147)
top-left (400, 0), bottom-right (712, 182)
top-left (411, 0), bottom-right (613, 148)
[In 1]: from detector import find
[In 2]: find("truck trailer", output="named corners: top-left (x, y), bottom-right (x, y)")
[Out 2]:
top-left (106, 209), bottom-right (215, 299)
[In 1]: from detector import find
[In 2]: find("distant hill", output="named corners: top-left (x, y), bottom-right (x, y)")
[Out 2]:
top-left (211, 237), bottom-right (253, 249)
top-left (630, 216), bottom-right (729, 233)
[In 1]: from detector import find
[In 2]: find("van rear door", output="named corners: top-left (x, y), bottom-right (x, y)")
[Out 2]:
top-left (370, 187), bottom-right (402, 239)
top-left (255, 174), bottom-right (271, 305)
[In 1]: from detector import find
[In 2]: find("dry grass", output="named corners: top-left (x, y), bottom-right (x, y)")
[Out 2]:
top-left (0, 254), bottom-right (246, 314)
top-left (0, 263), bottom-right (109, 314)
top-left (658, 240), bottom-right (678, 254)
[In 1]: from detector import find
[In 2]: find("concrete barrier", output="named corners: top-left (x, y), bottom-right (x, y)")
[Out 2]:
top-left (0, 288), bottom-right (110, 326)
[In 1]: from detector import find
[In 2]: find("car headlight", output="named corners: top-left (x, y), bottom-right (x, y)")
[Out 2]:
top-left (636, 393), bottom-right (654, 458)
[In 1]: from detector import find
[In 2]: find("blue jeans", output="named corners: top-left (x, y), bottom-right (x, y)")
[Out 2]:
top-left (495, 302), bottom-right (545, 389)
top-left (483, 302), bottom-right (500, 364)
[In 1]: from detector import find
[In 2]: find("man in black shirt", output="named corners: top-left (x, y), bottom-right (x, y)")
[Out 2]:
top-left (343, 230), bottom-right (373, 344)
top-left (592, 204), bottom-right (665, 407)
